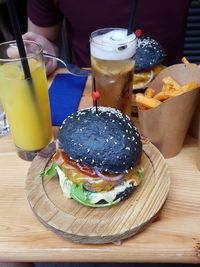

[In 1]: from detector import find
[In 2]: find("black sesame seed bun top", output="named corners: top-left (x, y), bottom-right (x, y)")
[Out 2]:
top-left (135, 37), bottom-right (166, 72)
top-left (58, 107), bottom-right (142, 174)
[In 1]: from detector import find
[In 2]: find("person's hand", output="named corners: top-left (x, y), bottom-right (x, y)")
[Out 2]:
top-left (23, 31), bottom-right (58, 75)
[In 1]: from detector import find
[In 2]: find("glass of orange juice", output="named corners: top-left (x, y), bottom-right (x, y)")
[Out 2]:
top-left (0, 40), bottom-right (52, 161)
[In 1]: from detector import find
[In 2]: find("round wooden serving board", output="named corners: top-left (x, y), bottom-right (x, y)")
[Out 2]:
top-left (26, 141), bottom-right (170, 244)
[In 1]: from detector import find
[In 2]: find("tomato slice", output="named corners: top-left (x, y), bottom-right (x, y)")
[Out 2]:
top-left (53, 149), bottom-right (98, 178)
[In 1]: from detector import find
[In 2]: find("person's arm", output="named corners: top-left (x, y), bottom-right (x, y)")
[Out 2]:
top-left (23, 19), bottom-right (62, 75)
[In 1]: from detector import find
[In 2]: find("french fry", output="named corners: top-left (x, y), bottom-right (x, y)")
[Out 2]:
top-left (144, 87), bottom-right (156, 98)
top-left (154, 91), bottom-right (172, 101)
top-left (136, 93), bottom-right (161, 109)
top-left (182, 56), bottom-right (197, 67)
top-left (137, 103), bottom-right (148, 110)
top-left (162, 76), bottom-right (181, 91)
top-left (182, 57), bottom-right (190, 64)
top-left (137, 74), bottom-right (198, 110)
top-left (180, 81), bottom-right (198, 92)
top-left (154, 90), bottom-right (181, 101)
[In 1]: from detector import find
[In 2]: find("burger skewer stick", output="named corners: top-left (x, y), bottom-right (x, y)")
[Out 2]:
top-left (91, 77), bottom-right (101, 113)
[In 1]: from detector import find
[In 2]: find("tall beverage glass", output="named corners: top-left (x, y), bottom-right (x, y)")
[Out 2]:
top-left (90, 28), bottom-right (137, 116)
top-left (0, 40), bottom-right (52, 160)
top-left (0, 100), bottom-right (9, 137)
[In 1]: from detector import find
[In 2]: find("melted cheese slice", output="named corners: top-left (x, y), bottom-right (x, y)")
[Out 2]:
top-left (60, 162), bottom-right (141, 192)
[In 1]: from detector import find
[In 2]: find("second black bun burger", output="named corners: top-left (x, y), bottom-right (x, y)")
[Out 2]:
top-left (49, 107), bottom-right (144, 208)
top-left (133, 36), bottom-right (166, 89)
top-left (135, 36), bottom-right (166, 72)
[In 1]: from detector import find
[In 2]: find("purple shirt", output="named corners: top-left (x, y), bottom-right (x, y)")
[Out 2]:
top-left (27, 0), bottom-right (191, 67)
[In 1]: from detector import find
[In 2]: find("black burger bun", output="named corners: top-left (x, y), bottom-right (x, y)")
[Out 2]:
top-left (135, 37), bottom-right (166, 72)
top-left (58, 107), bottom-right (142, 174)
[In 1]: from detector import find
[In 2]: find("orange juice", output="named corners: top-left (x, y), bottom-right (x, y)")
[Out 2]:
top-left (0, 59), bottom-right (52, 151)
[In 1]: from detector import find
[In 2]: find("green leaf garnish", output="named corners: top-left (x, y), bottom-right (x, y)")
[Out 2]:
top-left (36, 161), bottom-right (59, 181)
top-left (137, 167), bottom-right (144, 180)
top-left (71, 183), bottom-right (91, 203)
top-left (70, 183), bottom-right (120, 208)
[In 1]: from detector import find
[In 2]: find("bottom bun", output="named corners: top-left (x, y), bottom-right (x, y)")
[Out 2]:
top-left (70, 183), bottom-right (135, 208)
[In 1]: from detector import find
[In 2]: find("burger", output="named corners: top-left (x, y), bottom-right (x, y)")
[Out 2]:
top-left (133, 36), bottom-right (166, 89)
top-left (135, 37), bottom-right (166, 72)
top-left (44, 107), bottom-right (144, 208)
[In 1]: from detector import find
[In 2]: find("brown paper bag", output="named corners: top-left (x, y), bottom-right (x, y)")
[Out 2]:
top-left (197, 113), bottom-right (200, 171)
top-left (188, 102), bottom-right (200, 138)
top-left (138, 64), bottom-right (200, 158)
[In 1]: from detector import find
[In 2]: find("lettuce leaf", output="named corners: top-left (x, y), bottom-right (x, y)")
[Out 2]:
top-left (137, 167), bottom-right (144, 180)
top-left (36, 161), bottom-right (59, 180)
top-left (71, 183), bottom-right (120, 208)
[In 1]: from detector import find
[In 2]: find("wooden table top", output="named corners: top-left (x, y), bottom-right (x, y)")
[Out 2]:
top-left (0, 70), bottom-right (200, 263)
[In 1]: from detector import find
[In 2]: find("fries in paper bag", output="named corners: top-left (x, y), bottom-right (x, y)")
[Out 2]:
top-left (136, 64), bottom-right (200, 158)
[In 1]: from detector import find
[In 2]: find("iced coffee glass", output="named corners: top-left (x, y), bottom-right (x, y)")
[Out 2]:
top-left (90, 28), bottom-right (137, 116)
top-left (0, 40), bottom-right (52, 160)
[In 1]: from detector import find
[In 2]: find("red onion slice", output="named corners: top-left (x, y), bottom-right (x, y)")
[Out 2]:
top-left (94, 168), bottom-right (125, 181)
top-left (76, 163), bottom-right (97, 176)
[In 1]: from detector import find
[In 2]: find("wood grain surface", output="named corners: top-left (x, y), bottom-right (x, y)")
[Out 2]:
top-left (25, 142), bottom-right (170, 244)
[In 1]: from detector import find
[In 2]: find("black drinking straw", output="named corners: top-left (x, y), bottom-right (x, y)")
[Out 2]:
top-left (6, 0), bottom-right (32, 81)
top-left (127, 0), bottom-right (138, 35)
